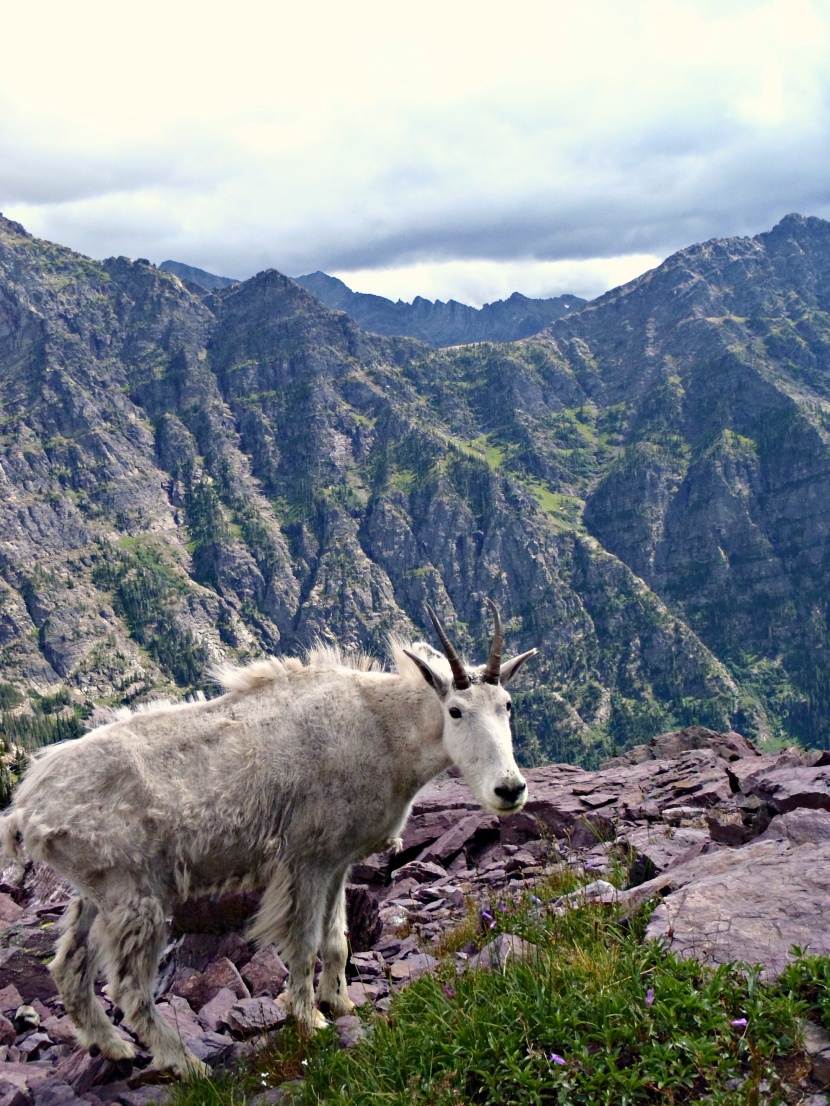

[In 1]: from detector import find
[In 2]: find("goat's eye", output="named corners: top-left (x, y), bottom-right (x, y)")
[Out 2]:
top-left (506, 701), bottom-right (512, 713)
top-left (448, 707), bottom-right (462, 719)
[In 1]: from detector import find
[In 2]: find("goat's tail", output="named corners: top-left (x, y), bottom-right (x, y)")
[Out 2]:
top-left (0, 811), bottom-right (26, 863)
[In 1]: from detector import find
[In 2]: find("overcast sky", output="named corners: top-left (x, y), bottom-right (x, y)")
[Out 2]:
top-left (2, 0), bottom-right (829, 305)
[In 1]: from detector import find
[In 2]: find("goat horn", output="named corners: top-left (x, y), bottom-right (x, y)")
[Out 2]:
top-left (482, 598), bottom-right (504, 685)
top-left (425, 604), bottom-right (471, 690)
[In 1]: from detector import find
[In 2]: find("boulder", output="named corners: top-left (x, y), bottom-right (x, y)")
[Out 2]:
top-left (333, 1015), bottom-right (368, 1049)
top-left (638, 817), bottom-right (830, 977)
top-left (0, 950), bottom-right (58, 1004)
top-left (620, 825), bottom-right (712, 885)
top-left (224, 997), bottom-right (287, 1037)
top-left (743, 765), bottom-right (830, 815)
top-left (345, 885), bottom-right (381, 952)
top-left (173, 957), bottom-right (249, 1011)
top-left (417, 814), bottom-right (492, 865)
top-left (240, 946), bottom-right (288, 998)
top-left (468, 934), bottom-right (538, 971)
top-left (196, 988), bottom-right (238, 1033)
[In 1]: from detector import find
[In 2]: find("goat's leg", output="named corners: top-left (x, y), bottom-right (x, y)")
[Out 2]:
top-left (50, 896), bottom-right (135, 1061)
top-left (100, 893), bottom-right (208, 1078)
top-left (254, 862), bottom-right (328, 1033)
top-left (316, 868), bottom-right (354, 1017)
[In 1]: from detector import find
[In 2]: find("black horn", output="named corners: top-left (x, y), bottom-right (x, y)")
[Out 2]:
top-left (482, 599), bottom-right (503, 685)
top-left (425, 604), bottom-right (471, 690)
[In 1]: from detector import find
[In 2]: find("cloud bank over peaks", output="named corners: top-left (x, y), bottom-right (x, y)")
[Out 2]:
top-left (1, 0), bottom-right (829, 304)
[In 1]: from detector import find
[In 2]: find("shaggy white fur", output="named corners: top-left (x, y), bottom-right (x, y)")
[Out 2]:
top-left (0, 632), bottom-right (535, 1076)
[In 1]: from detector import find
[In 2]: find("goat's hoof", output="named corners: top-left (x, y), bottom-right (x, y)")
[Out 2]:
top-left (276, 991), bottom-right (329, 1032)
top-left (99, 1037), bottom-right (136, 1063)
top-left (320, 997), bottom-right (356, 1018)
top-left (304, 1009), bottom-right (330, 1033)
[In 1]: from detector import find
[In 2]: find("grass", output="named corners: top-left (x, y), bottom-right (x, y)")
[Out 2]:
top-left (166, 877), bottom-right (823, 1106)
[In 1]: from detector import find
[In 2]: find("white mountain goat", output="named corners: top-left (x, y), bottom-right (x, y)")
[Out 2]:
top-left (0, 602), bottom-right (536, 1077)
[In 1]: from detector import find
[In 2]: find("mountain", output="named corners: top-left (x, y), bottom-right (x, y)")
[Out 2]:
top-left (294, 270), bottom-right (586, 345)
top-left (159, 259), bottom-right (238, 291)
top-left (1, 212), bottom-right (829, 763)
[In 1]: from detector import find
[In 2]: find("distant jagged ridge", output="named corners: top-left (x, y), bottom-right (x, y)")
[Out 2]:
top-left (161, 258), bottom-right (587, 345)
top-left (294, 271), bottom-right (587, 346)
top-left (160, 260), bottom-right (238, 292)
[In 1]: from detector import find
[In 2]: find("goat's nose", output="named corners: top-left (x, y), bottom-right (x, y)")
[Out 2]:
top-left (494, 782), bottom-right (527, 806)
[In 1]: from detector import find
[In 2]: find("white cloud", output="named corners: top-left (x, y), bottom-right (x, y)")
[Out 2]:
top-left (328, 256), bottom-right (665, 307)
top-left (2, 0), bottom-right (829, 303)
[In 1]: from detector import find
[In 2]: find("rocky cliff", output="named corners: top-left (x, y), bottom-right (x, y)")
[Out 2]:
top-left (2, 213), bottom-right (830, 759)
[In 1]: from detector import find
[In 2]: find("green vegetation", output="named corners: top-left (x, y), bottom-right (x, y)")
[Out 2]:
top-left (0, 687), bottom-right (86, 750)
top-left (168, 889), bottom-right (823, 1106)
top-left (92, 541), bottom-right (208, 688)
top-left (0, 683), bottom-right (23, 711)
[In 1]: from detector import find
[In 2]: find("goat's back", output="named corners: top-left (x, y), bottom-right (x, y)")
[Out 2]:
top-left (3, 664), bottom-right (416, 898)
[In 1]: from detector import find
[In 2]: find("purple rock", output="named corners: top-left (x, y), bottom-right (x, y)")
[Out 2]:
top-left (197, 988), bottom-right (237, 1033)
top-left (345, 885), bottom-right (382, 952)
top-left (173, 957), bottom-right (249, 1011)
top-left (334, 1015), bottom-right (367, 1048)
top-left (468, 934), bottom-right (538, 971)
top-left (241, 946), bottom-right (288, 998)
top-left (31, 1081), bottom-right (81, 1105)
top-left (224, 997), bottom-right (287, 1037)
top-left (55, 1050), bottom-right (115, 1095)
top-left (0, 986), bottom-right (23, 1017)
top-left (0, 949), bottom-right (58, 1004)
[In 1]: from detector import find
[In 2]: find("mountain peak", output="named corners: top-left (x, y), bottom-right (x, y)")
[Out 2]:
top-left (0, 214), bottom-right (34, 239)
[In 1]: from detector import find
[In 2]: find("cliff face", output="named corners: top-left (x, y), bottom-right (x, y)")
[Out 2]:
top-left (1, 213), bottom-right (829, 759)
top-left (567, 214), bottom-right (830, 747)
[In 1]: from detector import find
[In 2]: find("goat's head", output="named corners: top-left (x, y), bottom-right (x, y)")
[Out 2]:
top-left (404, 601), bottom-right (537, 815)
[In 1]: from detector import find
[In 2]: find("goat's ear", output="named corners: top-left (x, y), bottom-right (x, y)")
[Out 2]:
top-left (499, 649), bottom-right (538, 684)
top-left (403, 648), bottom-right (449, 698)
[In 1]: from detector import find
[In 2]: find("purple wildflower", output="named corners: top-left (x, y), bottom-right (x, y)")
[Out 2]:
top-left (498, 903), bottom-right (508, 912)
top-left (731, 1017), bottom-right (748, 1028)
top-left (549, 1053), bottom-right (566, 1065)
top-left (443, 985), bottom-right (455, 998)
top-left (481, 910), bottom-right (493, 922)
top-left (530, 895), bottom-right (542, 904)
top-left (489, 919), bottom-right (497, 929)
top-left (645, 988), bottom-right (654, 1007)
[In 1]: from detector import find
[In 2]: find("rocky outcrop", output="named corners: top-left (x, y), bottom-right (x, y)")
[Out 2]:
top-left (0, 729), bottom-right (828, 1101)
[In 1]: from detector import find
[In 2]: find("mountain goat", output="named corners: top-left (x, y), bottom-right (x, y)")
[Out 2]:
top-left (1, 602), bottom-right (536, 1077)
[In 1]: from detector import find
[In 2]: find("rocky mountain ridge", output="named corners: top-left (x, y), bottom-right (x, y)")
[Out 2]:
top-left (292, 270), bottom-right (586, 345)
top-left (157, 261), bottom-right (237, 293)
top-left (1, 213), bottom-right (830, 759)
top-left (160, 261), bottom-right (586, 347)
